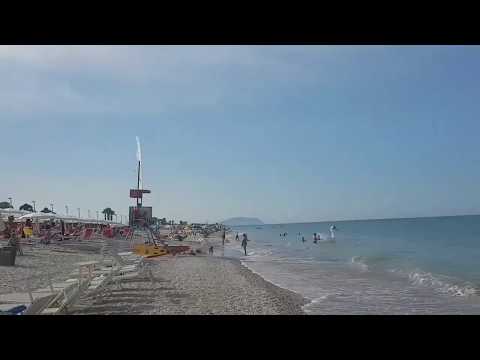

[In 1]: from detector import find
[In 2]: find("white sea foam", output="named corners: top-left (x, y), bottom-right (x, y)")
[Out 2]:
top-left (407, 270), bottom-right (477, 297)
top-left (351, 256), bottom-right (369, 271)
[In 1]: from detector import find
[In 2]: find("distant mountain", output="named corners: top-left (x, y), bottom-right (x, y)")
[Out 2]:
top-left (221, 217), bottom-right (264, 226)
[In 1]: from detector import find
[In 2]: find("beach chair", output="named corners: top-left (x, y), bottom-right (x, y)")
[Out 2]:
top-left (102, 227), bottom-right (114, 238)
top-left (81, 228), bottom-right (94, 241)
top-left (108, 252), bottom-right (144, 289)
top-left (122, 228), bottom-right (134, 241)
top-left (40, 280), bottom-right (84, 315)
top-left (0, 276), bottom-right (81, 315)
top-left (23, 294), bottom-right (57, 315)
top-left (115, 253), bottom-right (140, 264)
top-left (39, 230), bottom-right (56, 245)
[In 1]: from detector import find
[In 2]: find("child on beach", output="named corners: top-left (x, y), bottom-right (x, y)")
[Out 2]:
top-left (209, 246), bottom-right (214, 255)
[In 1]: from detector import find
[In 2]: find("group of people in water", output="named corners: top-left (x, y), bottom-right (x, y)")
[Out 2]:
top-left (209, 231), bottom-right (249, 256)
top-left (223, 225), bottom-right (337, 257)
top-left (287, 225), bottom-right (338, 244)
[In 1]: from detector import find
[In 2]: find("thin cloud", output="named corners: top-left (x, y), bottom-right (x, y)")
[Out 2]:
top-left (0, 46), bottom-right (330, 120)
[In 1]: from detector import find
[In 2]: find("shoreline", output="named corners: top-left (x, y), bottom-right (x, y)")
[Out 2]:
top-left (231, 256), bottom-right (308, 314)
top-left (237, 257), bottom-right (311, 314)
top-left (1, 231), bottom-right (308, 315)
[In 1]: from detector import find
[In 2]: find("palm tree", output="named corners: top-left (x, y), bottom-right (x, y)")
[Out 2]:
top-left (19, 203), bottom-right (34, 212)
top-left (102, 208), bottom-right (116, 221)
top-left (0, 201), bottom-right (13, 209)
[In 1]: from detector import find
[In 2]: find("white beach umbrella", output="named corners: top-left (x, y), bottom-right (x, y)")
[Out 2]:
top-left (17, 212), bottom-right (63, 222)
top-left (0, 208), bottom-right (31, 219)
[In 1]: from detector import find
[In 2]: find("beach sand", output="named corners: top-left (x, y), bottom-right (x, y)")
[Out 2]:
top-left (0, 244), bottom-right (103, 295)
top-left (1, 231), bottom-right (307, 315)
top-left (70, 232), bottom-right (307, 315)
top-left (70, 255), bottom-right (306, 315)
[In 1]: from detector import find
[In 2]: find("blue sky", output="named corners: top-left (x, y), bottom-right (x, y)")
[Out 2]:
top-left (1, 45), bottom-right (480, 224)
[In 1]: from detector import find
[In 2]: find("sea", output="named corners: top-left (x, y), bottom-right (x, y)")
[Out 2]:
top-left (224, 215), bottom-right (480, 314)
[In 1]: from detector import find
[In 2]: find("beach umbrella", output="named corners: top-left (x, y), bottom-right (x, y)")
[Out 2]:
top-left (19, 203), bottom-right (34, 212)
top-left (0, 208), bottom-right (31, 220)
top-left (17, 212), bottom-right (64, 222)
top-left (0, 201), bottom-right (13, 209)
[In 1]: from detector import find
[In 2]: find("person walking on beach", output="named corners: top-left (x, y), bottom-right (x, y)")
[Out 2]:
top-left (222, 229), bottom-right (226, 246)
top-left (6, 216), bottom-right (23, 256)
top-left (241, 233), bottom-right (249, 256)
top-left (0, 217), bottom-right (5, 236)
top-left (313, 233), bottom-right (318, 244)
top-left (235, 232), bottom-right (239, 241)
top-left (60, 220), bottom-right (65, 237)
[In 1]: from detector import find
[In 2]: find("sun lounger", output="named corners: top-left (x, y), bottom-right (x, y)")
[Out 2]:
top-left (81, 228), bottom-right (94, 241)
top-left (41, 276), bottom-right (97, 315)
top-left (107, 252), bottom-right (145, 289)
top-left (23, 294), bottom-right (57, 315)
top-left (0, 279), bottom-right (79, 315)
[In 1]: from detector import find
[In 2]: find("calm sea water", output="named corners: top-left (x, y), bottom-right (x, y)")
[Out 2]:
top-left (225, 215), bottom-right (480, 314)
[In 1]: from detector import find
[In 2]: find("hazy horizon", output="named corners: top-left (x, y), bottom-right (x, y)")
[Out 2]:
top-left (224, 213), bottom-right (480, 226)
top-left (2, 45), bottom-right (480, 224)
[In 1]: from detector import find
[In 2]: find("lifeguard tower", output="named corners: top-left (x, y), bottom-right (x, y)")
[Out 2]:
top-left (128, 137), bottom-right (166, 257)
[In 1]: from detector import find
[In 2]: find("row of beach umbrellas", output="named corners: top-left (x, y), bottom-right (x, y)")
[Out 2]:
top-left (13, 212), bottom-right (125, 227)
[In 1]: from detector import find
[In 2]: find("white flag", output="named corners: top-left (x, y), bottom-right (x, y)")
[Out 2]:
top-left (136, 136), bottom-right (142, 163)
top-left (136, 136), bottom-right (143, 189)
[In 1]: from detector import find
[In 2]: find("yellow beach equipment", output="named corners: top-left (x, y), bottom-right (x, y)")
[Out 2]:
top-left (23, 227), bottom-right (33, 238)
top-left (133, 244), bottom-right (168, 258)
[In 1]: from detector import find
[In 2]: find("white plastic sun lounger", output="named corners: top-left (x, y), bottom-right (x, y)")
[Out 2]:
top-left (40, 280), bottom-right (85, 315)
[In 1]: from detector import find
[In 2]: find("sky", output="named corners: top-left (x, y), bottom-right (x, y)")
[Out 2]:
top-left (1, 45), bottom-right (480, 224)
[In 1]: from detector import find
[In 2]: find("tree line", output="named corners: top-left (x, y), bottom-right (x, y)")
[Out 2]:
top-left (0, 201), bottom-right (117, 220)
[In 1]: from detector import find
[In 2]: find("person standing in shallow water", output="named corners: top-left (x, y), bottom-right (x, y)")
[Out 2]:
top-left (241, 233), bottom-right (248, 256)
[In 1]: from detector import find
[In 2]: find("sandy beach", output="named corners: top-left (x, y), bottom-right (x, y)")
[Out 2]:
top-left (1, 231), bottom-right (307, 315)
top-left (0, 243), bottom-right (103, 296)
top-left (70, 255), bottom-right (306, 315)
